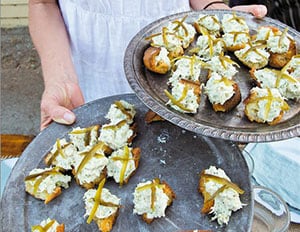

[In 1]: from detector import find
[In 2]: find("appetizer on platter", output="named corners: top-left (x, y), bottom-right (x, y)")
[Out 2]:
top-left (165, 78), bottom-right (201, 114)
top-left (168, 55), bottom-right (203, 87)
top-left (84, 178), bottom-right (120, 232)
top-left (105, 100), bottom-right (136, 125)
top-left (244, 87), bottom-right (290, 125)
top-left (206, 54), bottom-right (239, 78)
top-left (281, 55), bottom-right (300, 81)
top-left (133, 178), bottom-right (176, 224)
top-left (204, 72), bottom-right (241, 112)
top-left (250, 67), bottom-right (300, 100)
top-left (221, 12), bottom-right (249, 34)
top-left (234, 43), bottom-right (270, 69)
top-left (107, 145), bottom-right (141, 186)
top-left (72, 141), bottom-right (109, 189)
top-left (44, 138), bottom-right (77, 171)
top-left (25, 167), bottom-right (71, 204)
top-left (267, 28), bottom-right (296, 68)
top-left (199, 166), bottom-right (244, 225)
top-left (194, 14), bottom-right (221, 36)
top-left (99, 120), bottom-right (137, 150)
top-left (68, 125), bottom-right (100, 152)
top-left (31, 218), bottom-right (64, 232)
top-left (222, 31), bottom-right (250, 52)
top-left (143, 46), bottom-right (171, 74)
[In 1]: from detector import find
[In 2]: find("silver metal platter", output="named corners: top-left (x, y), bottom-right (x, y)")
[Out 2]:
top-left (124, 10), bottom-right (300, 143)
top-left (0, 94), bottom-right (253, 232)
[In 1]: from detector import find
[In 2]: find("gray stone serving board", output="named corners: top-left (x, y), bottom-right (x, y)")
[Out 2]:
top-left (0, 94), bottom-right (253, 232)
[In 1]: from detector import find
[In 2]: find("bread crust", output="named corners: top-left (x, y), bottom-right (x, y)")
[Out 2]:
top-left (144, 110), bottom-right (165, 124)
top-left (141, 180), bottom-right (176, 224)
top-left (269, 38), bottom-right (296, 68)
top-left (212, 82), bottom-right (241, 112)
top-left (198, 171), bottom-right (214, 214)
top-left (122, 147), bottom-right (141, 185)
top-left (73, 167), bottom-right (107, 190)
top-left (95, 209), bottom-right (119, 232)
top-left (243, 90), bottom-right (285, 125)
top-left (143, 47), bottom-right (170, 74)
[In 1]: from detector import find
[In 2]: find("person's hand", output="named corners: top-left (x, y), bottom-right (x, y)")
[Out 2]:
top-left (190, 1), bottom-right (268, 19)
top-left (232, 4), bottom-right (267, 19)
top-left (40, 80), bottom-right (84, 130)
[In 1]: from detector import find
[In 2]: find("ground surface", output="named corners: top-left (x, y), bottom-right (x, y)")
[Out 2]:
top-left (1, 27), bottom-right (43, 136)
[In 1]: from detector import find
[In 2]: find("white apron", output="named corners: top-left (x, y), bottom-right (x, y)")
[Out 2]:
top-left (58, 0), bottom-right (191, 102)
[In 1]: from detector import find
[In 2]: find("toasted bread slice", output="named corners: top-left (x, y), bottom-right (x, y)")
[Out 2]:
top-left (68, 125), bottom-right (100, 151)
top-left (44, 138), bottom-right (77, 171)
top-left (99, 121), bottom-right (137, 150)
top-left (198, 166), bottom-right (244, 225)
top-left (234, 44), bottom-right (270, 69)
top-left (84, 179), bottom-right (120, 232)
top-left (133, 178), bottom-right (176, 224)
top-left (143, 46), bottom-right (171, 74)
top-left (165, 79), bottom-right (201, 114)
top-left (107, 146), bottom-right (141, 186)
top-left (269, 38), bottom-right (296, 68)
top-left (244, 87), bottom-right (289, 125)
top-left (204, 72), bottom-right (241, 112)
top-left (145, 110), bottom-right (165, 123)
top-left (25, 167), bottom-right (71, 204)
top-left (72, 142), bottom-right (109, 189)
top-left (31, 218), bottom-right (65, 232)
top-left (212, 82), bottom-right (241, 112)
top-left (94, 211), bottom-right (119, 232)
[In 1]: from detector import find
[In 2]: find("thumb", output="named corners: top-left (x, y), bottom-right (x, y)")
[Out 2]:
top-left (232, 5), bottom-right (268, 19)
top-left (52, 107), bottom-right (76, 125)
top-left (40, 103), bottom-right (76, 130)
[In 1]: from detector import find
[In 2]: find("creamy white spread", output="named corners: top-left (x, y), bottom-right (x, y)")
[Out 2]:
top-left (69, 126), bottom-right (99, 152)
top-left (151, 28), bottom-right (182, 51)
top-left (196, 14), bottom-right (221, 34)
top-left (167, 19), bottom-right (196, 48)
top-left (267, 34), bottom-right (290, 53)
top-left (282, 55), bottom-right (300, 80)
top-left (105, 100), bottom-right (136, 124)
top-left (99, 122), bottom-right (134, 150)
top-left (133, 180), bottom-right (169, 219)
top-left (221, 14), bottom-right (249, 33)
top-left (107, 147), bottom-right (136, 183)
top-left (84, 188), bottom-right (120, 219)
top-left (32, 218), bottom-right (61, 232)
top-left (204, 166), bottom-right (243, 225)
top-left (247, 87), bottom-right (288, 122)
top-left (254, 68), bottom-right (300, 100)
top-left (234, 44), bottom-right (270, 65)
top-left (26, 167), bottom-right (71, 196)
top-left (196, 34), bottom-right (224, 61)
top-left (204, 72), bottom-right (235, 105)
top-left (48, 138), bottom-right (78, 170)
top-left (74, 151), bottom-right (108, 185)
top-left (166, 81), bottom-right (199, 113)
top-left (206, 55), bottom-right (238, 78)
top-left (254, 26), bottom-right (275, 42)
top-left (168, 56), bottom-right (202, 87)
top-left (154, 47), bottom-right (171, 69)
top-left (222, 32), bottom-right (250, 49)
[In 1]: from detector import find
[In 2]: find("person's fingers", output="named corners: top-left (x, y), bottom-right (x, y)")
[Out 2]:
top-left (232, 4), bottom-right (268, 19)
top-left (40, 99), bottom-right (76, 130)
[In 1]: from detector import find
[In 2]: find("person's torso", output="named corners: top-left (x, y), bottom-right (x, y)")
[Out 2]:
top-left (58, 0), bottom-right (191, 102)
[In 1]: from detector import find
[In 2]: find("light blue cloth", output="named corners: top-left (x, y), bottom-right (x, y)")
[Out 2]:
top-left (245, 137), bottom-right (300, 222)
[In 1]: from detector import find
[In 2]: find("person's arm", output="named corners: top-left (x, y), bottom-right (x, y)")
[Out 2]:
top-left (29, 0), bottom-right (84, 130)
top-left (189, 0), bottom-right (267, 18)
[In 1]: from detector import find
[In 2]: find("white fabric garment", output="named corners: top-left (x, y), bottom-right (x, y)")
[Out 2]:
top-left (58, 0), bottom-right (191, 102)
